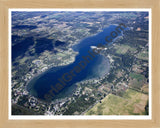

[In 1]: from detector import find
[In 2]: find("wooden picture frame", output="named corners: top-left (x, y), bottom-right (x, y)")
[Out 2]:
top-left (0, 0), bottom-right (160, 127)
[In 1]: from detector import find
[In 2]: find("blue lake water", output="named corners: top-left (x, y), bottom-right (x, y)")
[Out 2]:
top-left (27, 25), bottom-right (123, 100)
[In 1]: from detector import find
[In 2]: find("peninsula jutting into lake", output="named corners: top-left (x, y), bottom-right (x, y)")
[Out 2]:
top-left (11, 10), bottom-right (149, 116)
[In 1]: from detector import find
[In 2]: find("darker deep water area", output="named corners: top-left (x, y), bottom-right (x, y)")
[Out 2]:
top-left (27, 25), bottom-right (122, 100)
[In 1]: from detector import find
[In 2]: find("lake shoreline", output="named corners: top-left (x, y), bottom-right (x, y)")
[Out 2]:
top-left (26, 25), bottom-right (121, 100)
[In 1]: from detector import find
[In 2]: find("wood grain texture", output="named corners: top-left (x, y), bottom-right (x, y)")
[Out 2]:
top-left (0, 0), bottom-right (160, 128)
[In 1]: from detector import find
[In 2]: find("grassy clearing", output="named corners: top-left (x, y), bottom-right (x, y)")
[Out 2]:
top-left (115, 44), bottom-right (136, 55)
top-left (85, 89), bottom-right (148, 115)
top-left (129, 73), bottom-right (145, 81)
top-left (137, 51), bottom-right (148, 60)
top-left (141, 84), bottom-right (149, 94)
top-left (129, 73), bottom-right (146, 90)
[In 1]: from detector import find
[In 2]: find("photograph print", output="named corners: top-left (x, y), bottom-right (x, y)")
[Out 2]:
top-left (10, 9), bottom-right (151, 119)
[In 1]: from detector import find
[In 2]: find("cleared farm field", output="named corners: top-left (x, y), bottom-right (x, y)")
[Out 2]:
top-left (137, 51), bottom-right (148, 60)
top-left (85, 89), bottom-right (148, 115)
top-left (115, 44), bottom-right (136, 55)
